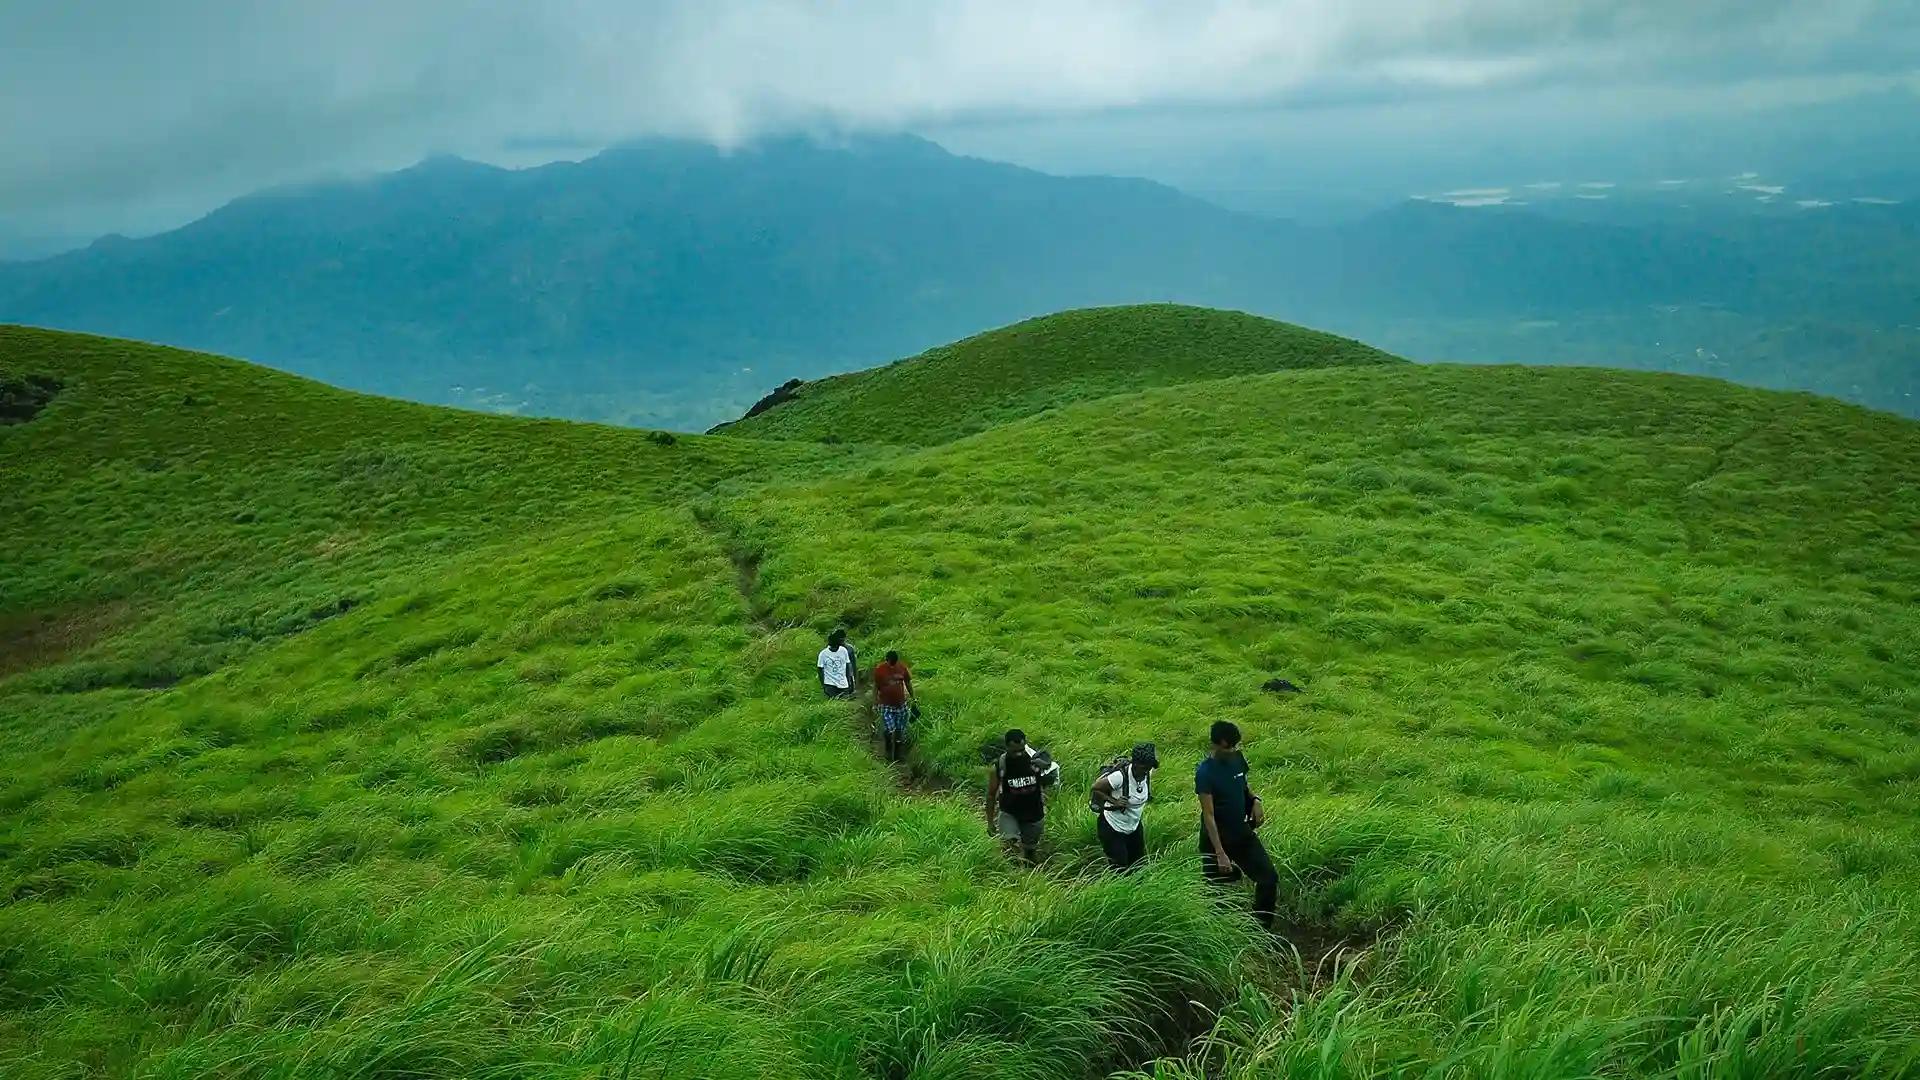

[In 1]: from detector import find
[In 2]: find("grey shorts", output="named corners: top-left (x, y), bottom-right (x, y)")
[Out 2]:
top-left (996, 812), bottom-right (1043, 847)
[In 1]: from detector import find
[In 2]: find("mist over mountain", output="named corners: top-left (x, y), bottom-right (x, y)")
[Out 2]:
top-left (0, 225), bottom-right (90, 263)
top-left (1, 135), bottom-right (1913, 427)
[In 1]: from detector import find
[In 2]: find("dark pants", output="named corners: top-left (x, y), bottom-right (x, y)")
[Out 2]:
top-left (823, 684), bottom-right (853, 699)
top-left (1098, 817), bottom-right (1146, 872)
top-left (1200, 828), bottom-right (1278, 927)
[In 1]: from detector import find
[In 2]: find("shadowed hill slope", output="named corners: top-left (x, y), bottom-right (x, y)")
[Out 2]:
top-left (715, 304), bottom-right (1403, 445)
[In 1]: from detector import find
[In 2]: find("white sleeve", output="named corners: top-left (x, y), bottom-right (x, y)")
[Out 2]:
top-left (816, 649), bottom-right (826, 669)
top-left (1103, 769), bottom-right (1124, 792)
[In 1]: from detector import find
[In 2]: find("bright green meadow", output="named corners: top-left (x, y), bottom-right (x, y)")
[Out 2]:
top-left (3, 305), bottom-right (1919, 1078)
top-left (712, 304), bottom-right (1401, 445)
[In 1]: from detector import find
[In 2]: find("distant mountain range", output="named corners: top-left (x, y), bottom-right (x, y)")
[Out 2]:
top-left (1, 135), bottom-right (1914, 426)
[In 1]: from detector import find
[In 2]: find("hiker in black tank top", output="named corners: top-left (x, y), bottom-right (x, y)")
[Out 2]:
top-left (986, 729), bottom-right (1059, 865)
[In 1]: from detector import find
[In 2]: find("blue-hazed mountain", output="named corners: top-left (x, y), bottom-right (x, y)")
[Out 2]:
top-left (1, 135), bottom-right (1914, 427)
top-left (0, 138), bottom-right (1315, 426)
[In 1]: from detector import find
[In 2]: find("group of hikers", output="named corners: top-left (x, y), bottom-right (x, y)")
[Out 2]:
top-left (816, 630), bottom-right (1281, 930)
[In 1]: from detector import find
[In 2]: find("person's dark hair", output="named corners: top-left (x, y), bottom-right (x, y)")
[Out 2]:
top-left (1005, 728), bottom-right (1026, 745)
top-left (885, 650), bottom-right (900, 663)
top-left (828, 627), bottom-right (845, 644)
top-left (1209, 720), bottom-right (1241, 748)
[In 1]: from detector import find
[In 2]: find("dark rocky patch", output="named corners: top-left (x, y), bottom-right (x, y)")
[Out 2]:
top-left (0, 374), bottom-right (61, 424)
top-left (711, 378), bottom-right (806, 432)
top-left (1262, 677), bottom-right (1304, 693)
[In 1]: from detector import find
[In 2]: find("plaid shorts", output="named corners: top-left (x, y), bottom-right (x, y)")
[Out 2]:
top-left (879, 703), bottom-right (912, 734)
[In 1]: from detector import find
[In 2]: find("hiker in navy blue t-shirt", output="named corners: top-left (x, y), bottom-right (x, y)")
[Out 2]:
top-left (1196, 720), bottom-right (1277, 928)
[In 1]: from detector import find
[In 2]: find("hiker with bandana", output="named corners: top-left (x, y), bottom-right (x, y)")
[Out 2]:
top-left (1091, 742), bottom-right (1158, 872)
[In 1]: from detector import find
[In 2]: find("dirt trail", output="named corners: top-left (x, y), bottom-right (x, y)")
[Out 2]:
top-left (1676, 402), bottom-right (1796, 551)
top-left (0, 601), bottom-right (127, 678)
top-left (855, 697), bottom-right (956, 796)
top-left (690, 506), bottom-right (781, 634)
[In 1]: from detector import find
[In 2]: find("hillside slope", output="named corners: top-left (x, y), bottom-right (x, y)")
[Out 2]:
top-left (716, 304), bottom-right (1404, 445)
top-left (0, 325), bottom-right (837, 674)
top-left (5, 318), bottom-right (1920, 1077)
top-left (1, 326), bottom-right (1255, 1078)
top-left (716, 362), bottom-right (1920, 1075)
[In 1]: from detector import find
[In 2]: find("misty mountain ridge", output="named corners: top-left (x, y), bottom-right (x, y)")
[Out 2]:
top-left (0, 133), bottom-right (1913, 427)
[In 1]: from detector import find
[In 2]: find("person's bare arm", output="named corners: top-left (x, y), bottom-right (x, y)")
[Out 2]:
top-left (985, 768), bottom-right (1000, 830)
top-left (1092, 772), bottom-right (1127, 811)
top-left (1199, 793), bottom-right (1233, 872)
top-left (904, 671), bottom-right (915, 700)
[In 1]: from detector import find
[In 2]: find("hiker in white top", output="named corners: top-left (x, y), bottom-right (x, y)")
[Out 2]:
top-left (817, 628), bottom-right (856, 699)
top-left (1091, 742), bottom-right (1158, 872)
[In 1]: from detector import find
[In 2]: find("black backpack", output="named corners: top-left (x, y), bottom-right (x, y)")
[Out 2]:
top-left (1087, 755), bottom-right (1134, 814)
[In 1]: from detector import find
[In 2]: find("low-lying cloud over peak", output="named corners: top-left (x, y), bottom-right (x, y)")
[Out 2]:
top-left (2, 0), bottom-right (1916, 232)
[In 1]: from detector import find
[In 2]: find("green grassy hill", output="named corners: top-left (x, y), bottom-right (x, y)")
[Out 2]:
top-left (6, 315), bottom-right (1920, 1078)
top-left (715, 304), bottom-right (1403, 445)
top-left (725, 361), bottom-right (1920, 1075)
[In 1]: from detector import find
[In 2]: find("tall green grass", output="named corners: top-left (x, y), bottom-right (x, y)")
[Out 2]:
top-left (1, 326), bottom-right (1269, 1077)
top-left (5, 322), bottom-right (1919, 1076)
top-left (727, 361), bottom-right (1920, 1076)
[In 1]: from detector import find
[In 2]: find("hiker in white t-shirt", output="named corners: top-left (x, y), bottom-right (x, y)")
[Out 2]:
top-left (1091, 742), bottom-right (1158, 872)
top-left (816, 628), bottom-right (856, 699)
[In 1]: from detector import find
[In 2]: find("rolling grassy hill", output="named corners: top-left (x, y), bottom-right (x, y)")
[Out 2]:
top-left (716, 304), bottom-right (1403, 445)
top-left (1, 325), bottom-right (1255, 1078)
top-left (5, 309), bottom-right (1920, 1078)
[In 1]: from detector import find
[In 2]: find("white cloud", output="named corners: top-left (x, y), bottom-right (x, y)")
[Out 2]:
top-left (1426, 186), bottom-right (1529, 206)
top-left (0, 0), bottom-right (1915, 228)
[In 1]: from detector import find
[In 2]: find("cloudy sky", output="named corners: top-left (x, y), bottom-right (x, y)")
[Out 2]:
top-left (2, 0), bottom-right (1917, 238)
